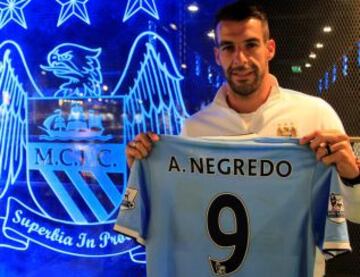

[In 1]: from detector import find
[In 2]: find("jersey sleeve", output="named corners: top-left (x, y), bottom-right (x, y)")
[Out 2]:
top-left (317, 100), bottom-right (360, 222)
top-left (113, 160), bottom-right (149, 245)
top-left (312, 166), bottom-right (351, 259)
top-left (340, 182), bottom-right (360, 223)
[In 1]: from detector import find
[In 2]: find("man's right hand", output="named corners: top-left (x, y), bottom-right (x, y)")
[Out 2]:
top-left (126, 132), bottom-right (160, 168)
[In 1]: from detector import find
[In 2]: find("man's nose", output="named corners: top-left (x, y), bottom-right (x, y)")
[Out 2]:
top-left (233, 48), bottom-right (249, 65)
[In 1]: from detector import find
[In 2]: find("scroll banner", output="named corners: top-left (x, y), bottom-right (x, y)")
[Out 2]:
top-left (0, 197), bottom-right (145, 260)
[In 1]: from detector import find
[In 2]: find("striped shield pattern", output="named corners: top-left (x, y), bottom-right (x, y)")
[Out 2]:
top-left (27, 97), bottom-right (126, 224)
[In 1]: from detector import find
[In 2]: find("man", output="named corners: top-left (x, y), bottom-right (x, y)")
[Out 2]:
top-left (124, 0), bottom-right (360, 275)
top-left (126, 1), bottom-right (360, 210)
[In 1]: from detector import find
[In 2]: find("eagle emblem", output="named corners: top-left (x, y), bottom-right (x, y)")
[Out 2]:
top-left (41, 43), bottom-right (102, 97)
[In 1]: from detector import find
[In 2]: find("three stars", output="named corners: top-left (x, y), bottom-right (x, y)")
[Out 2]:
top-left (0, 0), bottom-right (160, 29)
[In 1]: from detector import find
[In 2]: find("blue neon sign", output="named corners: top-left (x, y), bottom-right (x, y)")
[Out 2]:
top-left (0, 30), bottom-right (188, 262)
top-left (0, 0), bottom-right (188, 274)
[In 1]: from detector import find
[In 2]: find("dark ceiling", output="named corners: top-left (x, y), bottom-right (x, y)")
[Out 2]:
top-left (177, 0), bottom-right (360, 134)
top-left (182, 0), bottom-right (359, 92)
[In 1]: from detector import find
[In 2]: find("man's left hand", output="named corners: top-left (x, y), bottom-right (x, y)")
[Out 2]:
top-left (300, 130), bottom-right (359, 179)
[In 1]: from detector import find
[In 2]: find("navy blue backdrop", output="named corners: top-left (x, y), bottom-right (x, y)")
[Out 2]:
top-left (0, 0), bottom-right (223, 275)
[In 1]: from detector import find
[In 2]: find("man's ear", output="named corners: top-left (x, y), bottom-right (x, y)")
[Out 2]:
top-left (266, 39), bottom-right (276, 61)
top-left (214, 47), bottom-right (221, 65)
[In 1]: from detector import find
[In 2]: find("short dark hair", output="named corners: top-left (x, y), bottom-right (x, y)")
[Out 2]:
top-left (215, 1), bottom-right (270, 41)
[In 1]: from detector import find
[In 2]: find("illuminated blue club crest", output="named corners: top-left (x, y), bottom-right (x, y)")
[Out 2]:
top-left (0, 31), bottom-right (188, 260)
top-left (0, 41), bottom-right (133, 258)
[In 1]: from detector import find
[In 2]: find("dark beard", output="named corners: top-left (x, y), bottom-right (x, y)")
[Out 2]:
top-left (226, 65), bottom-right (262, 97)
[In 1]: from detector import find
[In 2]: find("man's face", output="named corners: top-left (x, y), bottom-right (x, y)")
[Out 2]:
top-left (214, 19), bottom-right (275, 97)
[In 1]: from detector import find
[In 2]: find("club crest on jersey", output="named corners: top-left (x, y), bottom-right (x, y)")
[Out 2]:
top-left (328, 193), bottom-right (345, 223)
top-left (276, 123), bottom-right (297, 137)
top-left (121, 187), bottom-right (138, 210)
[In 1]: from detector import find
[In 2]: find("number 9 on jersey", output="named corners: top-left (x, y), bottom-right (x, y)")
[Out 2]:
top-left (207, 193), bottom-right (249, 276)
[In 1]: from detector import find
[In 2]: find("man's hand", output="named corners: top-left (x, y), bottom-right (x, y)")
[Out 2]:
top-left (126, 132), bottom-right (160, 168)
top-left (300, 130), bottom-right (359, 179)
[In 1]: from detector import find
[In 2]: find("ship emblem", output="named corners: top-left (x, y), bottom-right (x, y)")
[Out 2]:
top-left (39, 102), bottom-right (112, 141)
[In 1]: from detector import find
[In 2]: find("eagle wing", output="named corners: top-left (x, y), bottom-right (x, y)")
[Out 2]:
top-left (0, 40), bottom-right (42, 198)
top-left (112, 31), bottom-right (189, 141)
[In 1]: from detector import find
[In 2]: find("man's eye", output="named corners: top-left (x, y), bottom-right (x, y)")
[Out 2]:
top-left (246, 42), bottom-right (258, 49)
top-left (220, 45), bottom-right (234, 52)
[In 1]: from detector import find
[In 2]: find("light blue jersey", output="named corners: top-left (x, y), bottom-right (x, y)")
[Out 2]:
top-left (115, 136), bottom-right (350, 277)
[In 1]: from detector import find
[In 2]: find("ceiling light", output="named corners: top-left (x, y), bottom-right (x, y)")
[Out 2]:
top-left (207, 30), bottom-right (215, 39)
top-left (102, 84), bottom-right (109, 91)
top-left (309, 52), bottom-right (317, 59)
top-left (323, 26), bottom-right (332, 33)
top-left (187, 4), bottom-right (199, 13)
top-left (305, 63), bottom-right (312, 68)
top-left (170, 23), bottom-right (177, 31)
top-left (315, 43), bottom-right (324, 49)
top-left (181, 64), bottom-right (187, 69)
